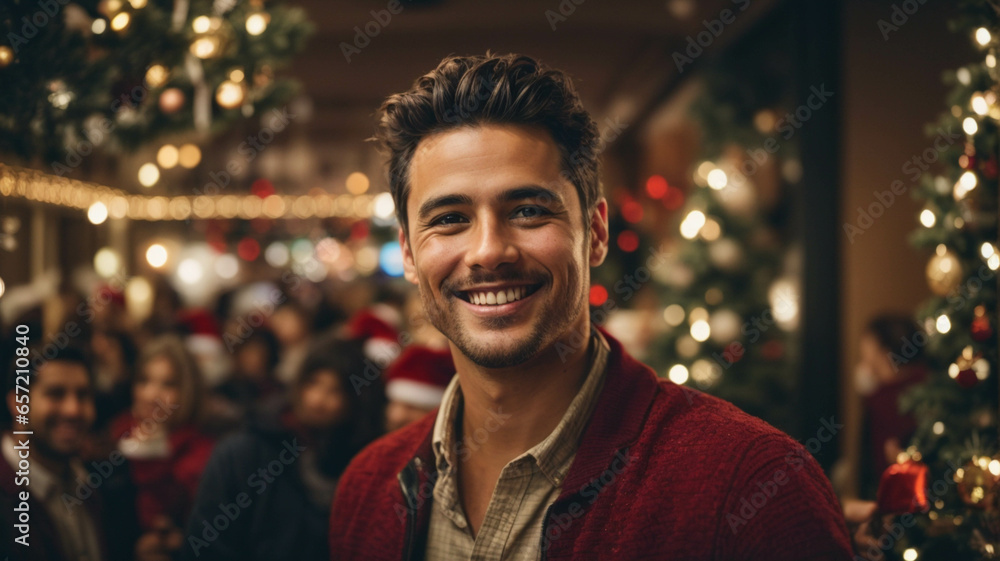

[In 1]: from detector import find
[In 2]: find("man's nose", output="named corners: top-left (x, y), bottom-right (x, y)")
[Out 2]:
top-left (463, 216), bottom-right (519, 270)
top-left (60, 394), bottom-right (85, 418)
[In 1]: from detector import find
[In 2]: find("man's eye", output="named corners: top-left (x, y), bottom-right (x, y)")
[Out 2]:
top-left (513, 206), bottom-right (550, 219)
top-left (432, 213), bottom-right (467, 226)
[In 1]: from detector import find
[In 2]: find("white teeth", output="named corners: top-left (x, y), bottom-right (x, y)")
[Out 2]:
top-left (469, 287), bottom-right (529, 306)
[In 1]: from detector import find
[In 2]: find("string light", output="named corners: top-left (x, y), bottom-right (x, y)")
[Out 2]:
top-left (962, 117), bottom-right (978, 135)
top-left (87, 201), bottom-right (108, 224)
top-left (137, 163), bottom-right (159, 187)
top-left (0, 165), bottom-right (385, 220)
top-left (919, 208), bottom-right (936, 227)
top-left (975, 27), bottom-right (992, 46)
top-left (145, 243), bottom-right (168, 268)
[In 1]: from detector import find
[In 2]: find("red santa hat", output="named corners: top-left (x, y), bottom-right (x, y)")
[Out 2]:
top-left (384, 346), bottom-right (455, 409)
top-left (348, 305), bottom-right (403, 365)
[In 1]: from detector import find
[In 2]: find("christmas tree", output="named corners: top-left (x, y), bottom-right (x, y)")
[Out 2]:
top-left (877, 2), bottom-right (1000, 559)
top-left (0, 0), bottom-right (311, 168)
top-left (644, 33), bottom-right (803, 436)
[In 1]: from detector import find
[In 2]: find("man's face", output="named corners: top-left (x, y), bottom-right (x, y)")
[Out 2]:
top-left (401, 124), bottom-right (608, 369)
top-left (7, 360), bottom-right (95, 460)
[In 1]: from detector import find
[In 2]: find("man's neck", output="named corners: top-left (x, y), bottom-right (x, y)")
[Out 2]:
top-left (452, 322), bottom-right (594, 469)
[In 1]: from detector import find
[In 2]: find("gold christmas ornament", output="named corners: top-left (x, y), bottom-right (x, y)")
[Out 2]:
top-left (926, 248), bottom-right (964, 296)
top-left (956, 458), bottom-right (999, 509)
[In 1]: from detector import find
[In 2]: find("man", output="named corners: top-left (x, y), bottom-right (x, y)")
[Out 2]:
top-left (1, 345), bottom-right (142, 561)
top-left (329, 52), bottom-right (853, 560)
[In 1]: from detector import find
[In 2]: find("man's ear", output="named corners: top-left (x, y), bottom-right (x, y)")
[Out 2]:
top-left (399, 227), bottom-right (419, 285)
top-left (589, 198), bottom-right (610, 267)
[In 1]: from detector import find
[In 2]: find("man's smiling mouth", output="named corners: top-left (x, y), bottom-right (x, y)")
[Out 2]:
top-left (455, 284), bottom-right (543, 306)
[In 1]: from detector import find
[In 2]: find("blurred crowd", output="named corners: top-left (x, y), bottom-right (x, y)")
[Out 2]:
top-left (0, 274), bottom-right (456, 561)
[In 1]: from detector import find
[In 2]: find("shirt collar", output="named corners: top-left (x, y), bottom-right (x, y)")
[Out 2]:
top-left (431, 328), bottom-right (611, 487)
top-left (3, 432), bottom-right (87, 502)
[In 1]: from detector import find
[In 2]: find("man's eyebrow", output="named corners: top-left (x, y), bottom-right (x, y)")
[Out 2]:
top-left (499, 186), bottom-right (564, 206)
top-left (417, 193), bottom-right (474, 221)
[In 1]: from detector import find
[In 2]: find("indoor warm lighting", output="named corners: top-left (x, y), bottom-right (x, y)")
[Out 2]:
top-left (157, 145), bottom-right (179, 168)
top-left (346, 172), bottom-right (370, 195)
top-left (146, 243), bottom-right (168, 268)
top-left (87, 201), bottom-right (108, 224)
top-left (138, 163), bottom-right (160, 187)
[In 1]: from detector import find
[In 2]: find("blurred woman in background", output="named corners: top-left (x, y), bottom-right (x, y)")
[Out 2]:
top-left (182, 337), bottom-right (387, 561)
top-left (110, 336), bottom-right (215, 535)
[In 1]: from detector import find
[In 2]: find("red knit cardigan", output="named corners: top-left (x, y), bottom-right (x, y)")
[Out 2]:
top-left (329, 331), bottom-right (853, 560)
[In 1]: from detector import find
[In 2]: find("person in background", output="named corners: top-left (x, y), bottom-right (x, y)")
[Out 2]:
top-left (1, 345), bottom-right (141, 561)
top-left (271, 301), bottom-right (313, 386)
top-left (182, 338), bottom-right (386, 561)
top-left (91, 329), bottom-right (137, 431)
top-left (110, 335), bottom-right (215, 558)
top-left (856, 314), bottom-right (928, 494)
top-left (207, 327), bottom-right (285, 433)
top-left (384, 344), bottom-right (455, 432)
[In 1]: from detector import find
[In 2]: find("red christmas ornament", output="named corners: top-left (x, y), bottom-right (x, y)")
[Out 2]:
top-left (877, 459), bottom-right (928, 514)
top-left (972, 315), bottom-right (993, 342)
top-left (956, 368), bottom-right (979, 388)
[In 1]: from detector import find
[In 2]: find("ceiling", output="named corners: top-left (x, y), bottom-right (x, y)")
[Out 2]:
top-left (282, 0), bottom-right (781, 151)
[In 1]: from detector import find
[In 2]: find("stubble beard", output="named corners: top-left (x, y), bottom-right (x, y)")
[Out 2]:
top-left (419, 269), bottom-right (586, 370)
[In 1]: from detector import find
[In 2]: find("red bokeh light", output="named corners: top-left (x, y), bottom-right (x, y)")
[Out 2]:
top-left (645, 175), bottom-right (668, 199)
top-left (237, 238), bottom-right (260, 261)
top-left (589, 284), bottom-right (608, 306)
top-left (617, 230), bottom-right (640, 252)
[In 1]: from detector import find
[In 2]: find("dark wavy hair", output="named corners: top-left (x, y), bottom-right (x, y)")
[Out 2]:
top-left (296, 338), bottom-right (386, 477)
top-left (374, 52), bottom-right (602, 234)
